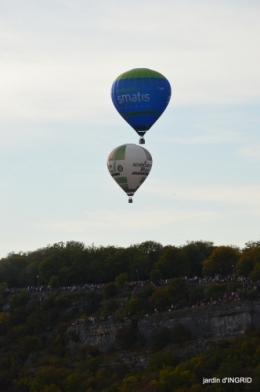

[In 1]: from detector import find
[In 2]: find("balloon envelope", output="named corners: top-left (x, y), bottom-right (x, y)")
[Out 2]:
top-left (111, 68), bottom-right (171, 137)
top-left (107, 144), bottom-right (153, 199)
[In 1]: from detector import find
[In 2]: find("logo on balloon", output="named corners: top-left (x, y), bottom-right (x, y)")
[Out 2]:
top-left (111, 68), bottom-right (171, 140)
top-left (107, 143), bottom-right (153, 202)
top-left (133, 161), bottom-right (151, 168)
top-left (117, 93), bottom-right (150, 104)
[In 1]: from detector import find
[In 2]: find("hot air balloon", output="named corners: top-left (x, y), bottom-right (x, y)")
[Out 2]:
top-left (107, 143), bottom-right (153, 203)
top-left (111, 68), bottom-right (171, 144)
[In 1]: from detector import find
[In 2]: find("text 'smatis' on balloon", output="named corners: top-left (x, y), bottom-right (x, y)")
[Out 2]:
top-left (107, 144), bottom-right (153, 203)
top-left (111, 68), bottom-right (171, 144)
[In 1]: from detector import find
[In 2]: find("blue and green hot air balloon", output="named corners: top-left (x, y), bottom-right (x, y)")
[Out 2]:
top-left (111, 68), bottom-right (171, 144)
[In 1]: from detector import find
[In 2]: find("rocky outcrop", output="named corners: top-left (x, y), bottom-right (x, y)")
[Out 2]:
top-left (69, 319), bottom-right (132, 351)
top-left (69, 301), bottom-right (260, 352)
top-left (139, 301), bottom-right (260, 339)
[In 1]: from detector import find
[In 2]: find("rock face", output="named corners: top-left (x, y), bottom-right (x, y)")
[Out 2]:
top-left (69, 301), bottom-right (260, 352)
top-left (70, 319), bottom-right (132, 351)
top-left (139, 302), bottom-right (260, 339)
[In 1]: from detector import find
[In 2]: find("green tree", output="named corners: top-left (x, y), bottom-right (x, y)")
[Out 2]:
top-left (115, 325), bottom-right (137, 350)
top-left (250, 363), bottom-right (260, 392)
top-left (120, 375), bottom-right (139, 392)
top-left (168, 278), bottom-right (187, 305)
top-left (103, 282), bottom-right (118, 298)
top-left (0, 282), bottom-right (8, 308)
top-left (154, 365), bottom-right (198, 390)
top-left (150, 327), bottom-right (171, 352)
top-left (186, 285), bottom-right (204, 304)
top-left (244, 240), bottom-right (260, 249)
top-left (92, 246), bottom-right (121, 283)
top-left (216, 354), bottom-right (243, 379)
top-left (0, 254), bottom-right (28, 286)
top-left (51, 322), bottom-right (70, 356)
top-left (18, 336), bottom-right (42, 359)
top-left (0, 370), bottom-right (13, 391)
top-left (101, 299), bottom-right (119, 317)
top-left (149, 269), bottom-right (162, 282)
top-left (150, 286), bottom-right (172, 310)
top-left (39, 255), bottom-right (64, 284)
top-left (86, 356), bottom-right (101, 373)
top-left (181, 241), bottom-right (215, 277)
top-left (155, 247), bottom-right (191, 279)
top-left (128, 250), bottom-right (152, 281)
top-left (249, 262), bottom-right (260, 282)
top-left (136, 283), bottom-right (155, 299)
top-left (171, 323), bottom-right (192, 345)
top-left (49, 275), bottom-right (60, 289)
top-left (30, 366), bottom-right (68, 392)
top-left (147, 351), bottom-right (179, 372)
top-left (202, 246), bottom-right (240, 277)
top-left (240, 290), bottom-right (258, 301)
top-left (64, 374), bottom-right (81, 392)
top-left (9, 289), bottom-right (31, 311)
top-left (236, 247), bottom-right (260, 277)
top-left (150, 278), bottom-right (186, 310)
top-left (204, 283), bottom-right (227, 300)
top-left (136, 241), bottom-right (163, 264)
top-left (126, 297), bottom-right (148, 316)
top-left (115, 272), bottom-right (129, 289)
top-left (41, 385), bottom-right (62, 392)
top-left (25, 262), bottom-right (39, 286)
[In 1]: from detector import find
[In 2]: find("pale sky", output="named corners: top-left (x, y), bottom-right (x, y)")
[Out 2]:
top-left (0, 0), bottom-right (260, 257)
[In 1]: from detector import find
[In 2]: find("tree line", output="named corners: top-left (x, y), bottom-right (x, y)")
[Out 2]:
top-left (0, 239), bottom-right (260, 288)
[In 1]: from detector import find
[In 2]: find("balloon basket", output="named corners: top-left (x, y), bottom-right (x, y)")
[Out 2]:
top-left (139, 137), bottom-right (145, 144)
top-left (128, 197), bottom-right (133, 203)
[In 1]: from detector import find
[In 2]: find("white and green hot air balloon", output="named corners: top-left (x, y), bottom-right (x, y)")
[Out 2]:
top-left (107, 144), bottom-right (153, 203)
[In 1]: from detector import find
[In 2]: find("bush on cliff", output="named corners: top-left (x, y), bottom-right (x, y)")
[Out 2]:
top-left (115, 325), bottom-right (138, 350)
top-left (171, 323), bottom-right (192, 345)
top-left (150, 327), bottom-right (171, 352)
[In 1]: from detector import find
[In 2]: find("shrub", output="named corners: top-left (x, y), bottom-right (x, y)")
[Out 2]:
top-left (147, 351), bottom-right (179, 372)
top-left (103, 283), bottom-right (118, 299)
top-left (171, 323), bottom-right (192, 345)
top-left (115, 325), bottom-right (137, 350)
top-left (115, 273), bottom-right (129, 289)
top-left (150, 327), bottom-right (171, 352)
top-left (115, 326), bottom-right (137, 350)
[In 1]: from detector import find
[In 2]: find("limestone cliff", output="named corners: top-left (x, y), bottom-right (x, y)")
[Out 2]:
top-left (69, 301), bottom-right (260, 352)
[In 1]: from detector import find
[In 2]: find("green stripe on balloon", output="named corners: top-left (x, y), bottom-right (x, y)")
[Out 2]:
top-left (115, 68), bottom-right (166, 80)
top-left (118, 177), bottom-right (127, 184)
top-left (114, 144), bottom-right (127, 160)
top-left (123, 110), bottom-right (158, 118)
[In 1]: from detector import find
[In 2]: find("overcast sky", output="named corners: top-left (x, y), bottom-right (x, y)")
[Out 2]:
top-left (0, 0), bottom-right (260, 257)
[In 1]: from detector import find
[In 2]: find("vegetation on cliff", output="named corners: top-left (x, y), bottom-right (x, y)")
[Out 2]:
top-left (0, 239), bottom-right (260, 391)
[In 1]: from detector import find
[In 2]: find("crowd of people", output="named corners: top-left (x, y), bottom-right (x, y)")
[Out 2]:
top-left (3, 275), bottom-right (260, 321)
top-left (24, 283), bottom-right (104, 293)
top-left (3, 275), bottom-right (260, 296)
